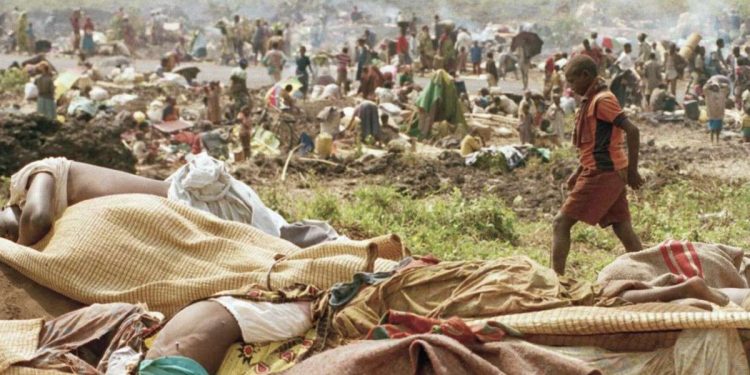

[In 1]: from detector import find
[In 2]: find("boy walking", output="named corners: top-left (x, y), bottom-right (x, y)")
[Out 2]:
top-left (551, 55), bottom-right (644, 275)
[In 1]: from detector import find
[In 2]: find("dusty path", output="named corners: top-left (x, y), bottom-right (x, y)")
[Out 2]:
top-left (0, 52), bottom-right (540, 94)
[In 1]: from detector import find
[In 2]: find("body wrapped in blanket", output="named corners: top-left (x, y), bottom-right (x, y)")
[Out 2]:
top-left (1, 196), bottom-right (749, 374)
top-left (0, 154), bottom-right (339, 248)
top-left (146, 254), bottom-right (744, 373)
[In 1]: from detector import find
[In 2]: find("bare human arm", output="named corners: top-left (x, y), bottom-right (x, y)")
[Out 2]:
top-left (17, 173), bottom-right (55, 246)
top-left (617, 118), bottom-right (644, 190)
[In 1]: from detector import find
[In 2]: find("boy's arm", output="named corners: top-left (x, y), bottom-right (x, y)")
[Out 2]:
top-left (618, 118), bottom-right (644, 190)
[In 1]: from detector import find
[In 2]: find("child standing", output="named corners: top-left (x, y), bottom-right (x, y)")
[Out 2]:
top-left (485, 52), bottom-right (498, 87)
top-left (470, 41), bottom-right (483, 75)
top-left (518, 102), bottom-right (534, 145)
top-left (703, 80), bottom-right (728, 144)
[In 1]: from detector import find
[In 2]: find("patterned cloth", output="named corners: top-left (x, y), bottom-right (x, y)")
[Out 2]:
top-left (366, 310), bottom-right (511, 344)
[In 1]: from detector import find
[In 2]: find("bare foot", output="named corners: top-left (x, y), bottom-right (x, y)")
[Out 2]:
top-left (674, 298), bottom-right (714, 311)
top-left (683, 277), bottom-right (730, 306)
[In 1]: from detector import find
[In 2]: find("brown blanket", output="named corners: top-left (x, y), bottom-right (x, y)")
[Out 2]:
top-left (325, 257), bottom-right (601, 346)
top-left (281, 334), bottom-right (599, 375)
top-left (597, 241), bottom-right (750, 288)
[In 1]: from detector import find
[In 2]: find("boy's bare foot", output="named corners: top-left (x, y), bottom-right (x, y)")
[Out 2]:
top-left (683, 277), bottom-right (730, 306)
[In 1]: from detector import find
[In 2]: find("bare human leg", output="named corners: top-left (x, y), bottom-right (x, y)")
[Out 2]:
top-left (612, 220), bottom-right (643, 253)
top-left (147, 301), bottom-right (241, 374)
top-left (551, 213), bottom-right (578, 275)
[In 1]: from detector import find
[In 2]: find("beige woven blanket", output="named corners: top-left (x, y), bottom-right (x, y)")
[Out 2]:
top-left (0, 194), bottom-right (404, 318)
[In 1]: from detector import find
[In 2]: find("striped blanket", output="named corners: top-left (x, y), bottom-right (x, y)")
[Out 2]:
top-left (597, 240), bottom-right (750, 288)
top-left (0, 194), bottom-right (405, 318)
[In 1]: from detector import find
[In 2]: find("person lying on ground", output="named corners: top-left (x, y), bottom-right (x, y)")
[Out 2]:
top-left (144, 256), bottom-right (740, 374)
top-left (551, 55), bottom-right (644, 275)
top-left (0, 155), bottom-right (321, 246)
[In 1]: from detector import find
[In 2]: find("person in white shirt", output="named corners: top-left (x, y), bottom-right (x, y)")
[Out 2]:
top-left (615, 43), bottom-right (635, 72)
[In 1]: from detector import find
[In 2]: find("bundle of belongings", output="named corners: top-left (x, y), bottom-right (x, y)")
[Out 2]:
top-left (465, 145), bottom-right (550, 172)
top-left (409, 70), bottom-right (468, 139)
top-left (1, 187), bottom-right (750, 374)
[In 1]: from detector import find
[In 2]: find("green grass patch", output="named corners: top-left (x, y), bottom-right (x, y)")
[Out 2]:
top-left (258, 178), bottom-right (750, 282)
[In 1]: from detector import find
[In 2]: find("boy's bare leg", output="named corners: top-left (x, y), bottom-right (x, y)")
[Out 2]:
top-left (552, 213), bottom-right (578, 275)
top-left (612, 220), bottom-right (643, 253)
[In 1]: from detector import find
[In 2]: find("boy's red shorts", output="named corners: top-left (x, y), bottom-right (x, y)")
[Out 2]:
top-left (561, 168), bottom-right (630, 227)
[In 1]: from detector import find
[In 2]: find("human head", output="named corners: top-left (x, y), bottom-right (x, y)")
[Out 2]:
top-left (650, 52), bottom-right (656, 60)
top-left (342, 46), bottom-right (349, 54)
top-left (234, 15), bottom-right (240, 23)
top-left (565, 55), bottom-right (598, 96)
top-left (479, 87), bottom-right (489, 96)
top-left (590, 32), bottom-right (598, 40)
top-left (357, 38), bottom-right (365, 46)
top-left (284, 84), bottom-right (293, 92)
top-left (497, 46), bottom-right (503, 53)
top-left (521, 102), bottom-right (530, 113)
top-left (623, 43), bottom-right (632, 54)
top-left (552, 94), bottom-right (561, 106)
top-left (239, 59), bottom-right (248, 69)
top-left (271, 42), bottom-right (279, 50)
top-left (474, 41), bottom-right (479, 46)
top-left (733, 46), bottom-right (740, 57)
top-left (638, 33), bottom-right (647, 42)
top-left (487, 52), bottom-right (494, 59)
top-left (459, 46), bottom-right (465, 52)
top-left (717, 38), bottom-right (724, 49)
top-left (582, 39), bottom-right (591, 50)
top-left (0, 206), bottom-right (20, 242)
top-left (422, 25), bottom-right (429, 32)
top-left (669, 43), bottom-right (677, 54)
top-left (380, 113), bottom-right (389, 126)
top-left (299, 46), bottom-right (306, 55)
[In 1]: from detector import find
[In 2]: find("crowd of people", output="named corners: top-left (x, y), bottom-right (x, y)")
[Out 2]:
top-left (3, 3), bottom-right (750, 375)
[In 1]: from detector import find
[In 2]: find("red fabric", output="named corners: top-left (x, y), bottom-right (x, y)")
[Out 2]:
top-left (561, 169), bottom-right (630, 227)
top-left (84, 18), bottom-right (94, 32)
top-left (171, 130), bottom-right (202, 154)
top-left (545, 57), bottom-right (555, 75)
top-left (658, 240), bottom-right (705, 279)
top-left (366, 310), bottom-right (506, 345)
top-left (581, 48), bottom-right (603, 65)
top-left (397, 36), bottom-right (409, 54)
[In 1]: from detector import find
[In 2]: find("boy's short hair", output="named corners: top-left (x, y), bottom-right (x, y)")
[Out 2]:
top-left (565, 55), bottom-right (598, 78)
